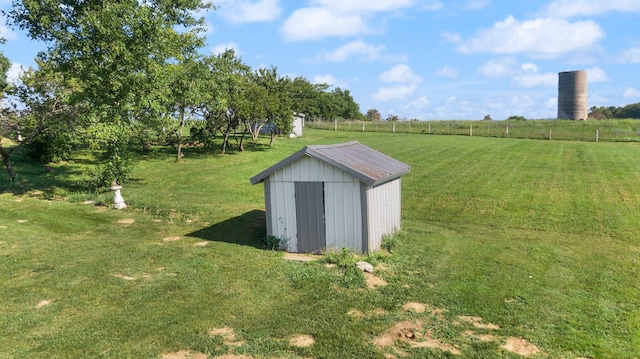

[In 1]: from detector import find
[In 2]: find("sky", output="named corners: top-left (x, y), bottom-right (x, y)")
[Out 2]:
top-left (1, 0), bottom-right (640, 120)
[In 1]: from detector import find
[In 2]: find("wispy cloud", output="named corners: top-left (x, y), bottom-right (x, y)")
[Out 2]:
top-left (458, 16), bottom-right (604, 58)
top-left (539, 0), bottom-right (640, 18)
top-left (218, 0), bottom-right (282, 23)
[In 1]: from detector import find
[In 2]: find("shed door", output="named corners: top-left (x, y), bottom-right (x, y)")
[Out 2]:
top-left (294, 182), bottom-right (326, 253)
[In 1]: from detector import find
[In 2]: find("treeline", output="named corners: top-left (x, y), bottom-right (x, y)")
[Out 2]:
top-left (589, 103), bottom-right (640, 119)
top-left (0, 1), bottom-right (363, 187)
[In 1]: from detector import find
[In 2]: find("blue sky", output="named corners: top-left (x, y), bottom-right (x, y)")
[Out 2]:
top-left (1, 0), bottom-right (640, 120)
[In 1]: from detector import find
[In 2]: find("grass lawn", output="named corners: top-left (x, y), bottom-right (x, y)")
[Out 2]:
top-left (1, 128), bottom-right (639, 358)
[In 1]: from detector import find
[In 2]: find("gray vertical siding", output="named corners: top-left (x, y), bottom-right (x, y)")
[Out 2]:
top-left (366, 179), bottom-right (402, 251)
top-left (324, 181), bottom-right (362, 252)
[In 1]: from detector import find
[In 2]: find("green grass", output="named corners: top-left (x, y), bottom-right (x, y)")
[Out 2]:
top-left (1, 129), bottom-right (640, 358)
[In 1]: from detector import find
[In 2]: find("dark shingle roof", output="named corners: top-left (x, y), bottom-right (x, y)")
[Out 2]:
top-left (250, 141), bottom-right (410, 187)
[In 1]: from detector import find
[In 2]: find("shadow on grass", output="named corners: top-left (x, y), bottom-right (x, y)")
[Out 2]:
top-left (138, 140), bottom-right (274, 161)
top-left (186, 209), bottom-right (267, 249)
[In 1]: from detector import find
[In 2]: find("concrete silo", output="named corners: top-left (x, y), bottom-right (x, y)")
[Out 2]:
top-left (557, 70), bottom-right (588, 120)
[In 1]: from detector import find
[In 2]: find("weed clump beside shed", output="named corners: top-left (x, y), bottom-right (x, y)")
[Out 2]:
top-left (250, 141), bottom-right (410, 254)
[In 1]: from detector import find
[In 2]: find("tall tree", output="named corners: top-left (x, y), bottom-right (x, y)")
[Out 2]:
top-left (1, 64), bottom-right (81, 181)
top-left (7, 0), bottom-right (211, 184)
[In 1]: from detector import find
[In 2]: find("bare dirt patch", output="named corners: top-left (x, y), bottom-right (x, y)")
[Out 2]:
top-left (193, 241), bottom-right (208, 247)
top-left (364, 272), bottom-right (388, 288)
top-left (210, 355), bottom-right (254, 359)
top-left (163, 236), bottom-right (181, 242)
top-left (117, 218), bottom-right (135, 225)
top-left (35, 300), bottom-right (53, 308)
top-left (402, 302), bottom-right (426, 313)
top-left (114, 274), bottom-right (137, 281)
top-left (375, 320), bottom-right (461, 356)
top-left (160, 350), bottom-right (207, 359)
top-left (0, 225), bottom-right (7, 229)
top-left (501, 337), bottom-right (540, 357)
top-left (209, 327), bottom-right (245, 347)
top-left (457, 315), bottom-right (500, 330)
top-left (17, 219), bottom-right (28, 223)
top-left (283, 253), bottom-right (320, 262)
top-left (289, 334), bottom-right (315, 347)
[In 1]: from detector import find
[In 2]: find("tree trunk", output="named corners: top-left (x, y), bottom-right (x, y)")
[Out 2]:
top-left (176, 108), bottom-right (185, 161)
top-left (0, 147), bottom-right (16, 181)
top-left (221, 126), bottom-right (231, 154)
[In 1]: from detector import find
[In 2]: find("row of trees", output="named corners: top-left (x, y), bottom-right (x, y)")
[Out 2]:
top-left (589, 103), bottom-right (640, 120)
top-left (0, 0), bottom-right (363, 186)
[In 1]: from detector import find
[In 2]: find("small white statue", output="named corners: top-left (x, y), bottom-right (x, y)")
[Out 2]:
top-left (110, 184), bottom-right (127, 210)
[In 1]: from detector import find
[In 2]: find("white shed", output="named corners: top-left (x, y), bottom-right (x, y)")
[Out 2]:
top-left (250, 141), bottom-right (410, 254)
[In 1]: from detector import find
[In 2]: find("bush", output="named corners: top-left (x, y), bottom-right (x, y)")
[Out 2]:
top-left (24, 132), bottom-right (80, 163)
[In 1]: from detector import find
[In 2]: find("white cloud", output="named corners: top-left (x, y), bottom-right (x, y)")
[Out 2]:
top-left (540, 0), bottom-right (640, 18)
top-left (514, 73), bottom-right (557, 87)
top-left (586, 67), bottom-right (609, 82)
top-left (477, 57), bottom-right (518, 77)
top-left (310, 0), bottom-right (416, 13)
top-left (323, 40), bottom-right (385, 62)
top-left (545, 97), bottom-right (558, 109)
top-left (437, 65), bottom-right (458, 78)
top-left (405, 95), bottom-right (430, 110)
top-left (282, 7), bottom-right (369, 41)
top-left (621, 47), bottom-right (640, 63)
top-left (211, 42), bottom-right (241, 55)
top-left (312, 74), bottom-right (337, 85)
top-left (458, 16), bottom-right (604, 58)
top-left (219, 0), bottom-right (282, 23)
top-left (281, 0), bottom-right (419, 41)
top-left (521, 63), bottom-right (538, 72)
top-left (623, 87), bottom-right (640, 99)
top-left (372, 84), bottom-right (418, 101)
top-left (421, 1), bottom-right (444, 11)
top-left (0, 25), bottom-right (18, 41)
top-left (379, 64), bottom-right (423, 84)
top-left (6, 62), bottom-right (24, 85)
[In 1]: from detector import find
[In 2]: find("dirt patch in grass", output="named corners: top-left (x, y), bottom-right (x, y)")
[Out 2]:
top-left (17, 219), bottom-right (28, 223)
top-left (114, 274), bottom-right (137, 281)
top-left (35, 300), bottom-right (53, 308)
top-left (117, 218), bottom-right (135, 225)
top-left (193, 241), bottom-right (208, 247)
top-left (402, 302), bottom-right (426, 313)
top-left (209, 327), bottom-right (245, 347)
top-left (457, 315), bottom-right (500, 330)
top-left (160, 350), bottom-right (207, 359)
top-left (283, 253), bottom-right (320, 262)
top-left (364, 272), bottom-right (387, 288)
top-left (163, 236), bottom-right (181, 242)
top-left (375, 320), bottom-right (461, 356)
top-left (289, 334), bottom-right (315, 347)
top-left (0, 225), bottom-right (7, 229)
top-left (501, 337), bottom-right (540, 357)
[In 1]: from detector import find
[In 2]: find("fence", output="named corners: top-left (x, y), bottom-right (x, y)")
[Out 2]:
top-left (306, 119), bottom-right (640, 143)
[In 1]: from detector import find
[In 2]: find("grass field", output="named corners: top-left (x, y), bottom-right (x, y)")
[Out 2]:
top-left (1, 128), bottom-right (639, 358)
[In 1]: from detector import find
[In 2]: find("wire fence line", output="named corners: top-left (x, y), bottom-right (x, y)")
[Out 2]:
top-left (306, 119), bottom-right (640, 143)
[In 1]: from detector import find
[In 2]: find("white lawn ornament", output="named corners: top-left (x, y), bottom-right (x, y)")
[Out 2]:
top-left (110, 185), bottom-right (127, 210)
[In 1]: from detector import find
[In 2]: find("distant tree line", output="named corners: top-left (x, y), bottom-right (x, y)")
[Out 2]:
top-left (589, 103), bottom-right (640, 120)
top-left (0, 0), bottom-right (364, 186)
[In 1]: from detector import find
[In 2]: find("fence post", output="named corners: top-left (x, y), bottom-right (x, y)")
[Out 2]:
top-left (393, 122), bottom-right (396, 133)
top-left (428, 123), bottom-right (431, 134)
top-left (470, 125), bottom-right (473, 137)
top-left (549, 128), bottom-right (552, 140)
top-left (506, 125), bottom-right (509, 138)
top-left (362, 121), bottom-right (365, 132)
top-left (596, 129), bottom-right (599, 142)
top-left (334, 119), bottom-right (337, 131)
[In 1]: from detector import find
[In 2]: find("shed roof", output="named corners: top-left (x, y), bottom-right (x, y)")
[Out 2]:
top-left (250, 141), bottom-right (410, 187)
